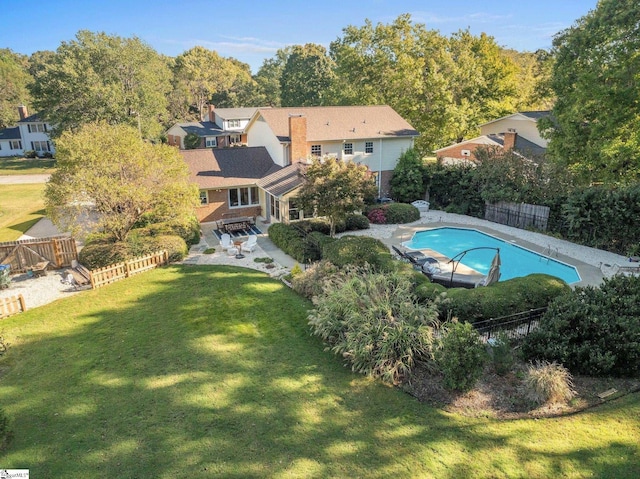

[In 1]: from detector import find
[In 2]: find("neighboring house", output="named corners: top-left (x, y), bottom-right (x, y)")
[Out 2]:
top-left (183, 146), bottom-right (281, 223)
top-left (184, 104), bottom-right (419, 224)
top-left (435, 110), bottom-right (550, 164)
top-left (0, 106), bottom-right (55, 157)
top-left (0, 127), bottom-right (23, 157)
top-left (167, 105), bottom-right (257, 149)
top-left (245, 105), bottom-right (419, 198)
top-left (17, 105), bottom-right (55, 156)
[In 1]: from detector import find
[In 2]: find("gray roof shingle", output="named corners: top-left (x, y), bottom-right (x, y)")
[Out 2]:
top-left (256, 163), bottom-right (307, 197)
top-left (182, 146), bottom-right (280, 189)
top-left (0, 127), bottom-right (21, 140)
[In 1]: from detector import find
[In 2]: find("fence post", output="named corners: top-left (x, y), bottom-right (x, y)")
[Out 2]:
top-left (125, 260), bottom-right (131, 278)
top-left (18, 294), bottom-right (26, 312)
top-left (527, 309), bottom-right (533, 335)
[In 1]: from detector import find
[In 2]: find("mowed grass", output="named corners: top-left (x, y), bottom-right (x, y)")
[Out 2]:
top-left (0, 157), bottom-right (56, 175)
top-left (0, 265), bottom-right (638, 478)
top-left (0, 183), bottom-right (47, 241)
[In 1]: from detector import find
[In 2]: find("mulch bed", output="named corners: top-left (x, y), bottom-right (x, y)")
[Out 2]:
top-left (402, 361), bottom-right (640, 420)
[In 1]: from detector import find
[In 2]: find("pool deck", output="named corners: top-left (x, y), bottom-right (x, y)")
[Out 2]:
top-left (381, 217), bottom-right (619, 288)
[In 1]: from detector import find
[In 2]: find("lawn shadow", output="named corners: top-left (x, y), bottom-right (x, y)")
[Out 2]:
top-left (0, 265), bottom-right (638, 478)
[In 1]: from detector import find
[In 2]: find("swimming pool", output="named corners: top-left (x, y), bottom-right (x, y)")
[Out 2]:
top-left (403, 227), bottom-right (581, 284)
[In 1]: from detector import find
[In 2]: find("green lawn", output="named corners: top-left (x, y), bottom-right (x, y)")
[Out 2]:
top-left (0, 265), bottom-right (638, 478)
top-left (0, 157), bottom-right (56, 175)
top-left (0, 183), bottom-right (47, 241)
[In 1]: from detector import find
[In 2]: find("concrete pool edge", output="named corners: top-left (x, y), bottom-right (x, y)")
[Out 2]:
top-left (380, 218), bottom-right (615, 288)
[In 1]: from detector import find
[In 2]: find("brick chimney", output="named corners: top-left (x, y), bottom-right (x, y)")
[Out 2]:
top-left (503, 128), bottom-right (517, 151)
top-left (18, 105), bottom-right (28, 120)
top-left (207, 104), bottom-right (215, 122)
top-left (289, 114), bottom-right (307, 164)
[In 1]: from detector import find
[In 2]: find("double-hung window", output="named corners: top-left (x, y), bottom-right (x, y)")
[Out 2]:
top-left (206, 137), bottom-right (217, 148)
top-left (9, 140), bottom-right (21, 150)
top-left (31, 141), bottom-right (49, 152)
top-left (199, 191), bottom-right (208, 205)
top-left (228, 119), bottom-right (241, 128)
top-left (343, 143), bottom-right (353, 155)
top-left (365, 141), bottom-right (374, 154)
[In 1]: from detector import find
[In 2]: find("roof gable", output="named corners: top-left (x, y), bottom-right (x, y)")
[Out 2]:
top-left (479, 110), bottom-right (551, 128)
top-left (249, 105), bottom-right (419, 142)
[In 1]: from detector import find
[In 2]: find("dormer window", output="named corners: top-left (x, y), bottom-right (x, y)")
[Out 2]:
top-left (228, 119), bottom-right (241, 128)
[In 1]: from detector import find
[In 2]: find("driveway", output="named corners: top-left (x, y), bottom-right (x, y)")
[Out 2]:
top-left (0, 174), bottom-right (51, 184)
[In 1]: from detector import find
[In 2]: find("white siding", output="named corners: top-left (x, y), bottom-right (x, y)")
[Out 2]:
top-left (0, 141), bottom-right (23, 157)
top-left (480, 117), bottom-right (547, 147)
top-left (247, 117), bottom-right (286, 166)
top-left (19, 123), bottom-right (55, 154)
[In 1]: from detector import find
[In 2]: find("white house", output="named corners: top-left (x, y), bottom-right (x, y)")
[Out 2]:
top-left (17, 105), bottom-right (55, 156)
top-left (480, 111), bottom-right (550, 148)
top-left (245, 105), bottom-right (419, 198)
top-left (0, 127), bottom-right (23, 157)
top-left (167, 105), bottom-right (258, 149)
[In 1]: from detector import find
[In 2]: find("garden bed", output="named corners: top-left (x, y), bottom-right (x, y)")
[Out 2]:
top-left (404, 360), bottom-right (640, 419)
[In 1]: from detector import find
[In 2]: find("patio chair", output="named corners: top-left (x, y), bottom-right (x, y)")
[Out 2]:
top-left (220, 233), bottom-right (232, 251)
top-left (241, 235), bottom-right (258, 253)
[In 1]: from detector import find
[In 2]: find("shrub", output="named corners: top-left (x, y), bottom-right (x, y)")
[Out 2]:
top-left (345, 213), bottom-right (370, 231)
top-left (146, 235), bottom-right (188, 262)
top-left (78, 242), bottom-right (129, 269)
top-left (291, 260), bottom-right (340, 299)
top-left (23, 150), bottom-right (37, 158)
top-left (440, 274), bottom-right (570, 323)
top-left (296, 218), bottom-right (331, 235)
top-left (521, 275), bottom-right (640, 377)
top-left (435, 320), bottom-right (487, 391)
top-left (134, 216), bottom-right (201, 246)
top-left (489, 332), bottom-right (514, 376)
top-left (522, 361), bottom-right (576, 406)
top-left (367, 208), bottom-right (386, 224)
top-left (308, 267), bottom-right (439, 384)
top-left (383, 203), bottom-right (420, 224)
top-left (322, 235), bottom-right (392, 271)
top-left (290, 263), bottom-right (303, 277)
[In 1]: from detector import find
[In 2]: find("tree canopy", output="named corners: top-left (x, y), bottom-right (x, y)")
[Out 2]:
top-left (31, 31), bottom-right (172, 139)
top-left (542, 0), bottom-right (640, 185)
top-left (0, 49), bottom-right (32, 128)
top-left (280, 44), bottom-right (336, 107)
top-left (296, 157), bottom-right (377, 236)
top-left (45, 122), bottom-right (199, 241)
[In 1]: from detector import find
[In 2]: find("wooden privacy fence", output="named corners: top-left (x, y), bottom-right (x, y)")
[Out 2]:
top-left (485, 202), bottom-right (550, 231)
top-left (89, 250), bottom-right (168, 289)
top-left (0, 236), bottom-right (78, 273)
top-left (0, 295), bottom-right (26, 319)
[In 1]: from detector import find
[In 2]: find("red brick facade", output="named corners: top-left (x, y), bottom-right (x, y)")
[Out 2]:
top-left (436, 143), bottom-right (484, 163)
top-left (195, 189), bottom-right (261, 223)
top-left (289, 115), bottom-right (307, 163)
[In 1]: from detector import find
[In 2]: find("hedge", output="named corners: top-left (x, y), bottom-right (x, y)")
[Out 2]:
top-left (436, 274), bottom-right (570, 323)
top-left (268, 223), bottom-right (322, 263)
top-left (322, 235), bottom-right (393, 270)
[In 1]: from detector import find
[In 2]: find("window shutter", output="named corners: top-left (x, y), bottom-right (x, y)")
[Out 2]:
top-left (47, 141), bottom-right (51, 152)
top-left (44, 124), bottom-right (48, 132)
top-left (31, 141), bottom-right (34, 150)
top-left (27, 125), bottom-right (31, 133)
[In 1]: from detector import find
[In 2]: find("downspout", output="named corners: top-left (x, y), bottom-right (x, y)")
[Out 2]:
top-left (378, 138), bottom-right (383, 198)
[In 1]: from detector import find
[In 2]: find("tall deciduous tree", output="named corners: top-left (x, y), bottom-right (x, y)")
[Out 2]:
top-left (173, 46), bottom-right (235, 120)
top-left (0, 49), bottom-right (32, 128)
top-left (253, 47), bottom-right (292, 107)
top-left (280, 44), bottom-right (336, 106)
top-left (296, 157), bottom-right (377, 236)
top-left (210, 58), bottom-right (262, 107)
top-left (30, 31), bottom-right (171, 139)
top-left (390, 148), bottom-right (427, 202)
top-left (542, 0), bottom-right (640, 184)
top-left (46, 122), bottom-right (199, 241)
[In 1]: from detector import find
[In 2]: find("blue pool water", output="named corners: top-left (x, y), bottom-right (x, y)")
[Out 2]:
top-left (403, 227), bottom-right (581, 284)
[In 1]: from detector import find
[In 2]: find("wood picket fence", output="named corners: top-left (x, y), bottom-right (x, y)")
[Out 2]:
top-left (89, 250), bottom-right (169, 289)
top-left (0, 236), bottom-right (78, 273)
top-left (0, 295), bottom-right (26, 319)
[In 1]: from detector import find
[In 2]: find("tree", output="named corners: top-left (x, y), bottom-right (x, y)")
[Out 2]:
top-left (210, 58), bottom-right (262, 107)
top-left (390, 148), bottom-right (426, 202)
top-left (0, 49), bottom-right (32, 128)
top-left (541, 0), bottom-right (640, 184)
top-left (296, 156), bottom-right (377, 237)
top-left (30, 31), bottom-right (171, 139)
top-left (253, 47), bottom-right (292, 107)
top-left (173, 46), bottom-right (235, 120)
top-left (183, 132), bottom-right (201, 149)
top-left (45, 122), bottom-right (199, 242)
top-left (280, 44), bottom-right (336, 106)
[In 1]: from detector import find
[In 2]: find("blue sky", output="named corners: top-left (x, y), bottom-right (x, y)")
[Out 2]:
top-left (2, 0), bottom-right (597, 73)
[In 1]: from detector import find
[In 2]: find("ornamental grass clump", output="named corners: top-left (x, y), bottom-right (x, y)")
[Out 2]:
top-left (523, 361), bottom-right (576, 406)
top-left (308, 266), bottom-right (439, 384)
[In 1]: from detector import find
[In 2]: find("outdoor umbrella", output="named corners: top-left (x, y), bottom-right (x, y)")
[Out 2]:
top-left (484, 250), bottom-right (501, 286)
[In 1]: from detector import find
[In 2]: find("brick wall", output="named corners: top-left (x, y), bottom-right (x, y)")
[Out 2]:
top-left (289, 115), bottom-right (307, 163)
top-left (436, 143), bottom-right (483, 163)
top-left (195, 189), bottom-right (261, 223)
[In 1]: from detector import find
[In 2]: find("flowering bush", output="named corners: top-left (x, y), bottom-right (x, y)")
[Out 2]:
top-left (367, 208), bottom-right (386, 224)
